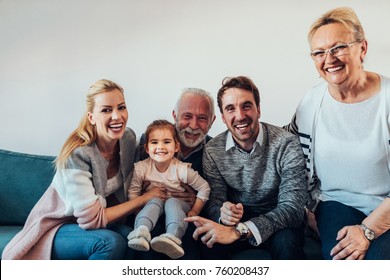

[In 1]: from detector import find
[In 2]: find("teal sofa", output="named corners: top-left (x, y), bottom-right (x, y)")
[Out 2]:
top-left (0, 148), bottom-right (322, 259)
top-left (0, 148), bottom-right (56, 258)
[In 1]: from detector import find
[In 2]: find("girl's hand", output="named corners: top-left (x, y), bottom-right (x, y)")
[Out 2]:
top-left (187, 210), bottom-right (198, 217)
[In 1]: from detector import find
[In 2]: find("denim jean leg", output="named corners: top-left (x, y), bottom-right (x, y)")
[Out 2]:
top-left (52, 223), bottom-right (127, 260)
top-left (265, 226), bottom-right (306, 260)
top-left (315, 201), bottom-right (366, 260)
top-left (108, 223), bottom-right (136, 260)
top-left (364, 230), bottom-right (390, 259)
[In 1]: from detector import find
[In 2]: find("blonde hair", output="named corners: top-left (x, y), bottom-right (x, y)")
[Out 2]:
top-left (55, 79), bottom-right (124, 169)
top-left (308, 7), bottom-right (365, 43)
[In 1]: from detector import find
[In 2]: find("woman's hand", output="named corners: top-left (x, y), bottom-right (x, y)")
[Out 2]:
top-left (142, 186), bottom-right (167, 202)
top-left (171, 182), bottom-right (196, 206)
top-left (330, 225), bottom-right (370, 260)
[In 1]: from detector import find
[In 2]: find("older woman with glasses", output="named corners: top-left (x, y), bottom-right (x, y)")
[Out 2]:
top-left (286, 7), bottom-right (390, 260)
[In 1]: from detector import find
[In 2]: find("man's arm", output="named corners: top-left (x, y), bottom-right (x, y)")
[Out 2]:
top-left (249, 136), bottom-right (307, 242)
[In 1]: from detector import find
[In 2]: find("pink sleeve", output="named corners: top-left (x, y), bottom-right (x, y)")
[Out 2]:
top-left (75, 200), bottom-right (108, 229)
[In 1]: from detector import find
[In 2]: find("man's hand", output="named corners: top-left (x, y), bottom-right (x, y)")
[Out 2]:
top-left (220, 202), bottom-right (244, 226)
top-left (184, 216), bottom-right (240, 248)
top-left (171, 182), bottom-right (196, 206)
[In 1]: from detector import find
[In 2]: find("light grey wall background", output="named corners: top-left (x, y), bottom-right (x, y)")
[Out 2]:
top-left (1, 0), bottom-right (389, 155)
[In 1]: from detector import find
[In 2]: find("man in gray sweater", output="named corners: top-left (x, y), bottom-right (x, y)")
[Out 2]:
top-left (185, 76), bottom-right (307, 259)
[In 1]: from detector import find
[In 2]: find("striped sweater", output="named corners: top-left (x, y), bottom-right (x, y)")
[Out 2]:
top-left (203, 122), bottom-right (307, 242)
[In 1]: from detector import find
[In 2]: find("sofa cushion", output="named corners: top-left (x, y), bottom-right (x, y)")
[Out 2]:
top-left (0, 226), bottom-right (23, 257)
top-left (0, 149), bottom-right (55, 225)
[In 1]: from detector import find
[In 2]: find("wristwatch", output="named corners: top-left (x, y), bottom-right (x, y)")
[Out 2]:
top-left (235, 222), bottom-right (250, 240)
top-left (360, 223), bottom-right (376, 242)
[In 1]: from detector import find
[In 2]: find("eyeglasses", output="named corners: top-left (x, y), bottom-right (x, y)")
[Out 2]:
top-left (310, 41), bottom-right (358, 62)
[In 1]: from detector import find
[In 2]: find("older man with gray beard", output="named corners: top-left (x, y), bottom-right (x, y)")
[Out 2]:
top-left (172, 88), bottom-right (216, 177)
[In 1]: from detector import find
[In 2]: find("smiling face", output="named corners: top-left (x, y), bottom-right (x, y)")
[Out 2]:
top-left (310, 23), bottom-right (367, 89)
top-left (173, 93), bottom-right (214, 150)
top-left (221, 88), bottom-right (260, 151)
top-left (145, 127), bottom-right (179, 172)
top-left (87, 89), bottom-right (128, 145)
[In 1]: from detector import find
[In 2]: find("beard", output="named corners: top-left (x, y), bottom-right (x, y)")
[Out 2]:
top-left (176, 126), bottom-right (206, 148)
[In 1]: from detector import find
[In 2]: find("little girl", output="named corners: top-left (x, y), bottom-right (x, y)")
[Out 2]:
top-left (127, 119), bottom-right (210, 259)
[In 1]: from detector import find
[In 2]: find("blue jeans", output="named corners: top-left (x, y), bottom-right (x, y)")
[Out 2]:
top-left (51, 223), bottom-right (135, 260)
top-left (315, 200), bottom-right (390, 260)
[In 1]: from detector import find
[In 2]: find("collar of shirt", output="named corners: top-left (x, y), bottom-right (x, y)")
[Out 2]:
top-left (225, 122), bottom-right (263, 154)
top-left (177, 137), bottom-right (207, 160)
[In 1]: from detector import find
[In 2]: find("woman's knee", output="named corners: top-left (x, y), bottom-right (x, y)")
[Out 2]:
top-left (89, 230), bottom-right (127, 260)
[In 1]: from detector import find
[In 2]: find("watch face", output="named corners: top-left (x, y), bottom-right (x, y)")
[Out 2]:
top-left (361, 224), bottom-right (375, 241)
top-left (235, 223), bottom-right (249, 239)
top-left (365, 229), bottom-right (375, 241)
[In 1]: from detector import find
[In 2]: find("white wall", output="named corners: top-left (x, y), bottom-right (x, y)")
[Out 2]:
top-left (1, 0), bottom-right (389, 155)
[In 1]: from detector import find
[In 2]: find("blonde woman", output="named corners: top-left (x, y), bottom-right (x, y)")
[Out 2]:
top-left (2, 79), bottom-right (166, 260)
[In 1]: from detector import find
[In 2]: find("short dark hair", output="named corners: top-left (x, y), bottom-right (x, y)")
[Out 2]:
top-left (217, 76), bottom-right (260, 113)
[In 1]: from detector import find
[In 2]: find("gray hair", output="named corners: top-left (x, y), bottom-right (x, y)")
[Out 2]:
top-left (173, 88), bottom-right (215, 121)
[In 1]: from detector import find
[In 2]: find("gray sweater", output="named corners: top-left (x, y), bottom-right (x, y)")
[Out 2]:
top-left (203, 122), bottom-right (306, 242)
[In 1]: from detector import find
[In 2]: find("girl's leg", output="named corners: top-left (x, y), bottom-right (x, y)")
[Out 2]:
top-left (149, 198), bottom-right (190, 259)
top-left (128, 198), bottom-right (164, 251)
top-left (135, 198), bottom-right (164, 230)
top-left (164, 197), bottom-right (190, 239)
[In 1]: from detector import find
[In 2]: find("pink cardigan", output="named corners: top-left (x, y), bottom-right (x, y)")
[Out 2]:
top-left (2, 186), bottom-right (105, 259)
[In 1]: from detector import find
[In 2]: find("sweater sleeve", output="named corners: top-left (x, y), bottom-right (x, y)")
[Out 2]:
top-left (283, 113), bottom-right (298, 135)
top-left (54, 168), bottom-right (107, 229)
top-left (250, 136), bottom-right (307, 241)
